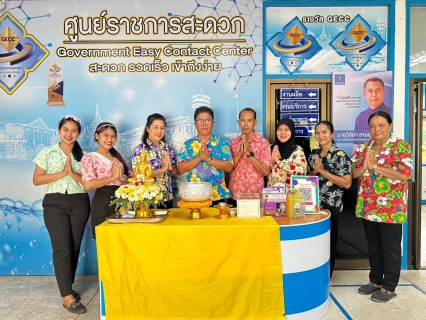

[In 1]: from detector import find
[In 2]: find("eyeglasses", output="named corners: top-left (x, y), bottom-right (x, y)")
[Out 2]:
top-left (64, 114), bottom-right (81, 123)
top-left (195, 118), bottom-right (214, 125)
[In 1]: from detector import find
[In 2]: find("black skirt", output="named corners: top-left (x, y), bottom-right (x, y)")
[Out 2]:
top-left (91, 185), bottom-right (119, 239)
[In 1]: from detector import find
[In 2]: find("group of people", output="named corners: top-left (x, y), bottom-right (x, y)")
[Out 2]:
top-left (33, 102), bottom-right (412, 313)
top-left (32, 113), bottom-right (179, 314)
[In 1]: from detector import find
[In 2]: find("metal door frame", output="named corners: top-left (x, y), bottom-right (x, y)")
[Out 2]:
top-left (408, 78), bottom-right (425, 270)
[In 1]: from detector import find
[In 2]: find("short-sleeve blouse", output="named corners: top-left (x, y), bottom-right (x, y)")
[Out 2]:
top-left (308, 145), bottom-right (351, 211)
top-left (351, 135), bottom-right (413, 224)
top-left (268, 145), bottom-right (307, 190)
top-left (81, 152), bottom-right (124, 186)
top-left (132, 140), bottom-right (177, 199)
top-left (33, 143), bottom-right (86, 194)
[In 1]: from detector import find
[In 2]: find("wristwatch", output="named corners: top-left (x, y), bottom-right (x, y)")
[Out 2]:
top-left (372, 165), bottom-right (378, 171)
top-left (207, 155), bottom-right (214, 162)
top-left (247, 151), bottom-right (254, 158)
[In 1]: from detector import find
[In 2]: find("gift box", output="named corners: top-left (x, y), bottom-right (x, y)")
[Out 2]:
top-left (290, 176), bottom-right (320, 214)
top-left (262, 184), bottom-right (286, 217)
top-left (286, 189), bottom-right (305, 219)
top-left (237, 193), bottom-right (261, 218)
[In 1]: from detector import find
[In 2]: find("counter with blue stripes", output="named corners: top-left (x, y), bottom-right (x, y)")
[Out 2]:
top-left (274, 211), bottom-right (330, 320)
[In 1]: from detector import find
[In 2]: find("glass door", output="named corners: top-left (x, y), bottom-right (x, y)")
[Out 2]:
top-left (409, 81), bottom-right (426, 269)
top-left (418, 83), bottom-right (426, 268)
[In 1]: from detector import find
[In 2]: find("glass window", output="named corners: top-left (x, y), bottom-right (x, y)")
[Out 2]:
top-left (410, 7), bottom-right (426, 73)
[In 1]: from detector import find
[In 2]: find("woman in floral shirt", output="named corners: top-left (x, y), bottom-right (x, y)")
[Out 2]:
top-left (132, 113), bottom-right (178, 208)
top-left (352, 111), bottom-right (412, 303)
top-left (33, 115), bottom-right (89, 314)
top-left (268, 119), bottom-right (307, 190)
top-left (81, 122), bottom-right (129, 239)
top-left (308, 121), bottom-right (352, 278)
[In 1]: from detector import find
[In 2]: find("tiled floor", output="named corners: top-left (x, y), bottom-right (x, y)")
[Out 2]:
top-left (0, 270), bottom-right (426, 319)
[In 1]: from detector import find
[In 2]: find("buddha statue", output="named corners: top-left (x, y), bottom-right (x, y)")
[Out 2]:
top-left (128, 149), bottom-right (155, 186)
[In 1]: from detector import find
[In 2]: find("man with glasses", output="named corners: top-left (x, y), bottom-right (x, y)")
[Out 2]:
top-left (177, 106), bottom-right (233, 204)
top-left (228, 107), bottom-right (271, 206)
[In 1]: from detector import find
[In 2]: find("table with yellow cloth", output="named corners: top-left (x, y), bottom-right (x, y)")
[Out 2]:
top-left (96, 208), bottom-right (285, 320)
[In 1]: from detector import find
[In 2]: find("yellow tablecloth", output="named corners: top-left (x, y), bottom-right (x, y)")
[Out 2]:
top-left (97, 208), bottom-right (285, 320)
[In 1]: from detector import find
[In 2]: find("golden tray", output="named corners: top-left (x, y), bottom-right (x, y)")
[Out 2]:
top-left (106, 210), bottom-right (169, 224)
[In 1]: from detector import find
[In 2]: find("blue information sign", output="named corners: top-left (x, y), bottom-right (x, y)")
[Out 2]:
top-left (279, 88), bottom-right (319, 100)
top-left (280, 113), bottom-right (319, 125)
top-left (295, 126), bottom-right (315, 137)
top-left (279, 100), bottom-right (319, 112)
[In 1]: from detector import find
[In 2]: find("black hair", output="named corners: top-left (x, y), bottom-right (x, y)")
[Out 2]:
top-left (315, 120), bottom-right (336, 144)
top-left (141, 113), bottom-right (167, 149)
top-left (58, 117), bottom-right (84, 162)
top-left (364, 77), bottom-right (385, 89)
top-left (368, 111), bottom-right (393, 125)
top-left (94, 122), bottom-right (129, 175)
top-left (194, 106), bottom-right (214, 121)
top-left (239, 107), bottom-right (257, 120)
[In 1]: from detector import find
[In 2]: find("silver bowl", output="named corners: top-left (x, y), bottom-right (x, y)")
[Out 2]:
top-left (178, 182), bottom-right (212, 201)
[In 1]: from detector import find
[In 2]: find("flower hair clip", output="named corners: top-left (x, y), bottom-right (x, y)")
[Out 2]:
top-left (64, 114), bottom-right (81, 123)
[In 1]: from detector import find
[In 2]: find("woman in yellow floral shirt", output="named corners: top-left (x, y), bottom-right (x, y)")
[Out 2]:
top-left (352, 111), bottom-right (412, 303)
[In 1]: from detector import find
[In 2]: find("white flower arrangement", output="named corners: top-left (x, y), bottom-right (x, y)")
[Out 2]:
top-left (110, 183), bottom-right (168, 212)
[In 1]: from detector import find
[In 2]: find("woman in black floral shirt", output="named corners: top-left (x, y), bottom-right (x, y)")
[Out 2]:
top-left (308, 121), bottom-right (352, 278)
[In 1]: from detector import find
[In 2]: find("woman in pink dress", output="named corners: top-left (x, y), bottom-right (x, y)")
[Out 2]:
top-left (81, 122), bottom-right (129, 239)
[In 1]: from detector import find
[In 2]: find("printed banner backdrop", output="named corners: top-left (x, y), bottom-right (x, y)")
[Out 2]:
top-left (332, 71), bottom-right (393, 156)
top-left (265, 6), bottom-right (388, 74)
top-left (0, 0), bottom-right (263, 275)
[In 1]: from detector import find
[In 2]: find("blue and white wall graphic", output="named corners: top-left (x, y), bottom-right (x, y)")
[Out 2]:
top-left (265, 6), bottom-right (388, 74)
top-left (0, 0), bottom-right (263, 276)
top-left (0, 11), bottom-right (49, 94)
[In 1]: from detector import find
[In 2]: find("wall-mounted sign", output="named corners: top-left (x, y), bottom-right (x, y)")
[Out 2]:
top-left (278, 87), bottom-right (320, 137)
top-left (0, 12), bottom-right (49, 94)
top-left (294, 125), bottom-right (315, 137)
top-left (280, 113), bottom-right (319, 125)
top-left (332, 71), bottom-right (393, 156)
top-left (280, 100), bottom-right (319, 113)
top-left (279, 88), bottom-right (319, 99)
top-left (265, 6), bottom-right (388, 75)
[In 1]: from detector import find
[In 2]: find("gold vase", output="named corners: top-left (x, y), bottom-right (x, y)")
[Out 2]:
top-left (134, 203), bottom-right (152, 218)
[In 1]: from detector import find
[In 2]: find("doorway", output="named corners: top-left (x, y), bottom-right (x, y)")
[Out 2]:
top-left (265, 78), bottom-right (369, 269)
top-left (408, 79), bottom-right (426, 270)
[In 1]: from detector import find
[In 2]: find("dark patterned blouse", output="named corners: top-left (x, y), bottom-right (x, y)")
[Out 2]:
top-left (308, 144), bottom-right (352, 211)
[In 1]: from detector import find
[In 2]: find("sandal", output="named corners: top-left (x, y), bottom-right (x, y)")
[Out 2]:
top-left (371, 288), bottom-right (397, 303)
top-left (63, 300), bottom-right (87, 314)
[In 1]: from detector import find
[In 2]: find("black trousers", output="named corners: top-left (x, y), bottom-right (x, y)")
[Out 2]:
top-left (322, 204), bottom-right (340, 278)
top-left (362, 219), bottom-right (402, 292)
top-left (42, 192), bottom-right (90, 297)
top-left (91, 185), bottom-right (119, 239)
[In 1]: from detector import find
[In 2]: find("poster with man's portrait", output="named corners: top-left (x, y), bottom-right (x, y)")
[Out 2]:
top-left (332, 71), bottom-right (393, 156)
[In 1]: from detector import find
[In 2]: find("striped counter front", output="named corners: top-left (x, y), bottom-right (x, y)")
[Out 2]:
top-left (275, 212), bottom-right (331, 320)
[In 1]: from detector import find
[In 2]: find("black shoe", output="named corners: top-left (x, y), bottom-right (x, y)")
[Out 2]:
top-left (358, 282), bottom-right (381, 295)
top-left (371, 288), bottom-right (397, 303)
top-left (63, 300), bottom-right (87, 314)
top-left (72, 290), bottom-right (81, 301)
